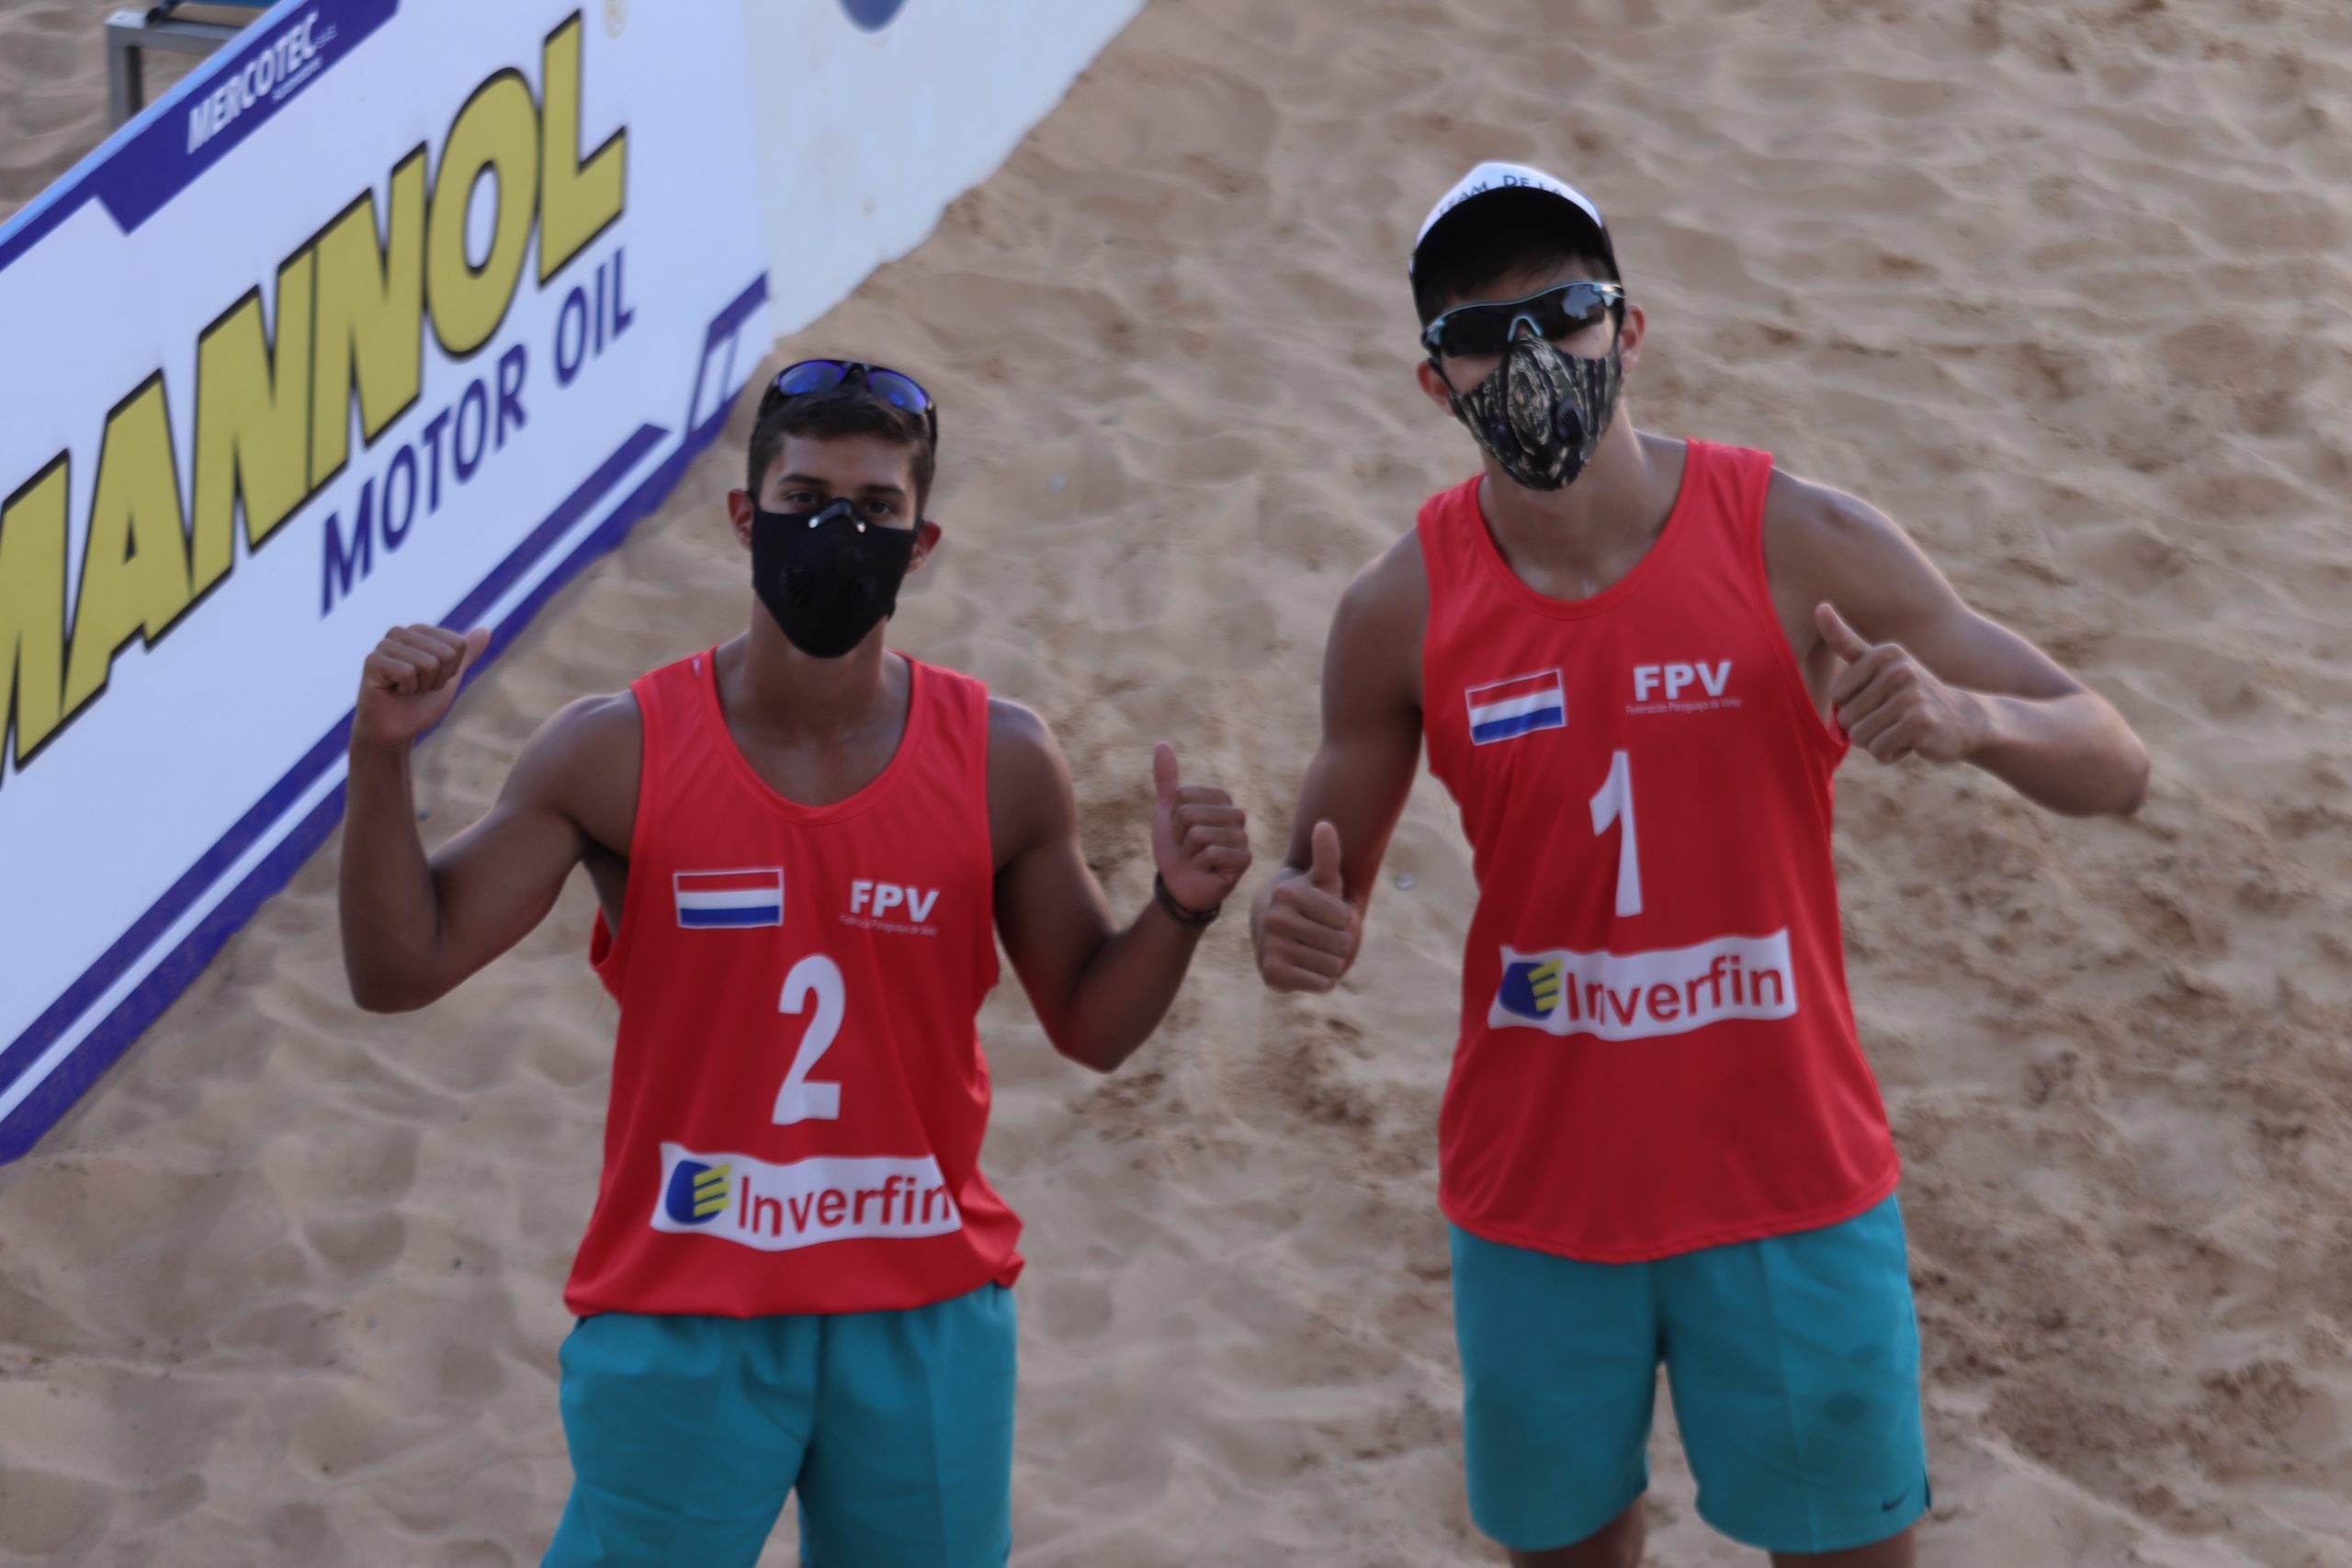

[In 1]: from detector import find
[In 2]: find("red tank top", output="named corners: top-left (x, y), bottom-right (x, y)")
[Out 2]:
top-left (563, 649), bottom-right (1022, 1316)
top-left (1418, 441), bottom-right (1897, 1262)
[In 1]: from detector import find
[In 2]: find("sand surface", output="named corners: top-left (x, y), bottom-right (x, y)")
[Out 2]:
top-left (0, 0), bottom-right (220, 220)
top-left (6, 0), bottom-right (2352, 1563)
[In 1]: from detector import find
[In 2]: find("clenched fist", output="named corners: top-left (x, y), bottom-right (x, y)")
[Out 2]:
top-left (353, 624), bottom-right (491, 749)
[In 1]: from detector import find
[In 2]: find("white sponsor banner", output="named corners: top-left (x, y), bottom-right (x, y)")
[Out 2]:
top-left (651, 1142), bottom-right (964, 1252)
top-left (1489, 931), bottom-right (1800, 1041)
top-left (742, 0), bottom-right (1150, 333)
top-left (0, 0), bottom-right (772, 1158)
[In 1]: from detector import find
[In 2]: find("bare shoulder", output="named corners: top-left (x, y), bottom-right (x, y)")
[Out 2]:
top-left (985, 694), bottom-right (1059, 773)
top-left (1762, 463), bottom-right (1977, 660)
top-left (1761, 466), bottom-right (1941, 601)
top-left (525, 689), bottom-right (642, 774)
top-left (1322, 528), bottom-right (1427, 711)
top-left (1762, 466), bottom-right (1903, 559)
top-left (983, 695), bottom-right (1073, 861)
top-left (506, 690), bottom-right (642, 853)
top-left (1340, 527), bottom-right (1430, 629)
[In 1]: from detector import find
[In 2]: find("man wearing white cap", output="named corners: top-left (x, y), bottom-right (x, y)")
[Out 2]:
top-left (1251, 163), bottom-right (2150, 1565)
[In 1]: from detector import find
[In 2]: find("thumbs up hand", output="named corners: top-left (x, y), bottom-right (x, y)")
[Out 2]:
top-left (1152, 741), bottom-right (1251, 918)
top-left (1306, 819), bottom-right (1343, 897)
top-left (1815, 603), bottom-right (1986, 766)
top-left (1257, 819), bottom-right (1362, 994)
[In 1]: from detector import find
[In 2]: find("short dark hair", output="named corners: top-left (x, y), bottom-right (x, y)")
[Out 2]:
top-left (1410, 187), bottom-right (1623, 328)
top-left (747, 379), bottom-right (937, 515)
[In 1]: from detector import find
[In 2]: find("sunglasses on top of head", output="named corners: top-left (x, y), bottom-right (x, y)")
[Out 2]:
top-left (1420, 280), bottom-right (1625, 360)
top-left (759, 358), bottom-right (940, 448)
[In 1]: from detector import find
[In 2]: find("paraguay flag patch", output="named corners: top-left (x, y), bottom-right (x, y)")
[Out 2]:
top-left (1465, 670), bottom-right (1566, 745)
top-left (673, 869), bottom-right (784, 929)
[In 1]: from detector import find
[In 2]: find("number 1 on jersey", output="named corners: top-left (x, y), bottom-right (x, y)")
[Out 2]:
top-left (1589, 749), bottom-right (1644, 917)
top-left (774, 954), bottom-right (846, 1123)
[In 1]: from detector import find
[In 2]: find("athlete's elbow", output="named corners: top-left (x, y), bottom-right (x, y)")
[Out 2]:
top-left (348, 983), bottom-right (406, 1015)
top-left (2114, 739), bottom-right (2152, 817)
top-left (1047, 1022), bottom-right (1134, 1075)
top-left (348, 981), bottom-right (424, 1015)
top-left (2073, 736), bottom-right (2150, 818)
top-left (1050, 1038), bottom-right (1118, 1075)
top-left (344, 961), bottom-right (440, 1014)
top-left (2082, 703), bottom-right (2151, 817)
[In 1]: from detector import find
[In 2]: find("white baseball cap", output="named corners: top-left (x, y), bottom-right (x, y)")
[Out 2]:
top-left (1410, 161), bottom-right (1612, 276)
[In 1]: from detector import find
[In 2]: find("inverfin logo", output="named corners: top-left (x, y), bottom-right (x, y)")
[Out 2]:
top-left (1492, 931), bottom-right (1799, 1041)
top-left (1498, 956), bottom-right (1566, 1019)
top-left (650, 1143), bottom-right (963, 1252)
top-left (662, 1158), bottom-right (732, 1225)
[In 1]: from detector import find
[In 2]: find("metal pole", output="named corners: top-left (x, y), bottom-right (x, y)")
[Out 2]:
top-left (106, 11), bottom-right (146, 129)
top-left (105, 6), bottom-right (255, 129)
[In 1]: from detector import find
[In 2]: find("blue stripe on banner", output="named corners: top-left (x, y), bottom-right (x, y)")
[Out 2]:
top-left (677, 906), bottom-right (782, 929)
top-left (0, 423), bottom-right (647, 1156)
top-left (0, 270), bottom-right (769, 1162)
top-left (1470, 706), bottom-right (1566, 744)
top-left (0, 0), bottom-right (401, 277)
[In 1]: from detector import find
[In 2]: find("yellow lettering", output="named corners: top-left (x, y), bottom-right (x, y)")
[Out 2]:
top-left (538, 12), bottom-right (625, 284)
top-left (0, 456), bottom-right (69, 772)
top-left (427, 70), bottom-right (538, 358)
top-left (64, 377), bottom-right (193, 716)
top-left (310, 147), bottom-right (426, 488)
top-left (191, 250), bottom-right (317, 594)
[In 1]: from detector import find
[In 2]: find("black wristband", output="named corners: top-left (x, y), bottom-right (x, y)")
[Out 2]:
top-left (1153, 873), bottom-right (1221, 928)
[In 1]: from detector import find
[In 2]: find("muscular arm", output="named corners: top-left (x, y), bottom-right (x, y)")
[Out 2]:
top-left (1766, 472), bottom-right (2150, 817)
top-left (340, 692), bottom-right (638, 1012)
top-left (1251, 535), bottom-right (1427, 992)
top-left (988, 703), bottom-right (1248, 1073)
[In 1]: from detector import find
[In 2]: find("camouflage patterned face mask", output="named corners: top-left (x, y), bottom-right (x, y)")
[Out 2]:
top-left (1442, 328), bottom-right (1623, 491)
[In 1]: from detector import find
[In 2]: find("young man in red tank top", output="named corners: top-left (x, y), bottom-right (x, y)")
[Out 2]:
top-left (338, 362), bottom-right (1251, 1567)
top-left (1253, 164), bottom-right (2150, 1566)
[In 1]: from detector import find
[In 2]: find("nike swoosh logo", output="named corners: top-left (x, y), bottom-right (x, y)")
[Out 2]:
top-left (1879, 1489), bottom-right (1909, 1512)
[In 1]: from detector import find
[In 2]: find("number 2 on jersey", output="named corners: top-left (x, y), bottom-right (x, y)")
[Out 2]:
top-left (1589, 749), bottom-right (1644, 917)
top-left (773, 954), bottom-right (846, 1123)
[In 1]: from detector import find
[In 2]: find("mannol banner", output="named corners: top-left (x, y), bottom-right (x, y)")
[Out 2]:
top-left (0, 0), bottom-right (772, 1158)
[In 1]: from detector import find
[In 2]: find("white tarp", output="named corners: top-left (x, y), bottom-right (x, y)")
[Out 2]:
top-left (746, 0), bottom-right (1150, 333)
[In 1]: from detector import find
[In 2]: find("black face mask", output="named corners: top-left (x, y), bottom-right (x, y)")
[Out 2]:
top-left (750, 497), bottom-right (919, 660)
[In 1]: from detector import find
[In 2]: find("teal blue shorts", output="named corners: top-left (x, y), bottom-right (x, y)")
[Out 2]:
top-left (1450, 1191), bottom-right (1928, 1556)
top-left (543, 1284), bottom-right (1016, 1568)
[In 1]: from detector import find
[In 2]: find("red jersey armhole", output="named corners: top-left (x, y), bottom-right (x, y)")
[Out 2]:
top-left (960, 670), bottom-right (1002, 993)
top-left (1728, 453), bottom-right (1848, 766)
top-left (590, 664), bottom-right (674, 985)
top-left (1413, 479), bottom-right (1472, 730)
top-left (1412, 478), bottom-right (1472, 603)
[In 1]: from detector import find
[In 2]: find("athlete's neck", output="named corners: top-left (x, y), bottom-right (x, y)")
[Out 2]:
top-left (1476, 421), bottom-right (1687, 603)
top-left (723, 609), bottom-right (904, 745)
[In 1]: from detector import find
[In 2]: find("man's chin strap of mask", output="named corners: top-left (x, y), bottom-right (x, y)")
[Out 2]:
top-left (1442, 327), bottom-right (1623, 492)
top-left (750, 496), bottom-right (920, 660)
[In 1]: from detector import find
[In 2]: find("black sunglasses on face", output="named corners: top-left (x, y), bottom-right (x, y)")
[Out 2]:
top-left (1421, 280), bottom-right (1625, 359)
top-left (759, 358), bottom-right (940, 448)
